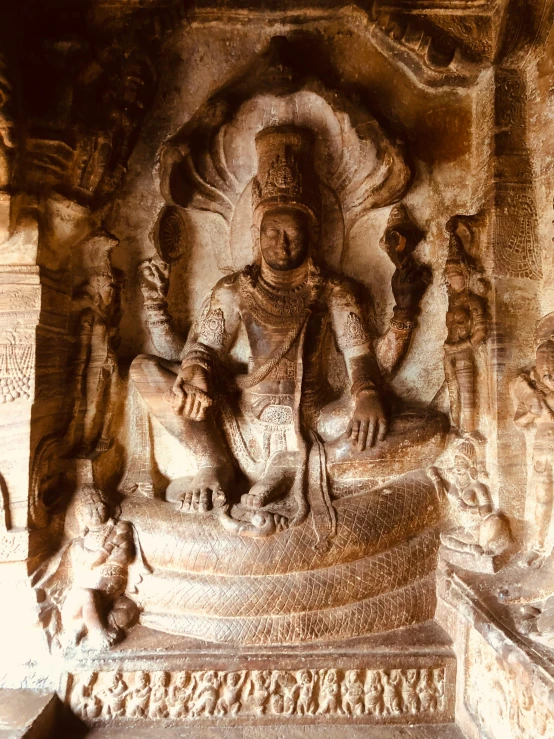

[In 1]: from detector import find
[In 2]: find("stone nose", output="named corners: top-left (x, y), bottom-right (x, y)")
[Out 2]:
top-left (280, 231), bottom-right (291, 250)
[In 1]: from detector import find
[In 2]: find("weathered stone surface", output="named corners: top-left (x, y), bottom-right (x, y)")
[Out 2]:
top-left (0, 689), bottom-right (58, 739)
top-left (0, 1), bottom-right (554, 737)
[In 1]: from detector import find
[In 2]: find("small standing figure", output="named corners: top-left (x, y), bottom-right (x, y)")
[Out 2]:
top-left (71, 266), bottom-right (123, 455)
top-left (217, 672), bottom-right (246, 716)
top-left (428, 439), bottom-right (511, 569)
top-left (401, 669), bottom-right (420, 714)
top-left (148, 672), bottom-right (169, 719)
top-left (382, 670), bottom-right (402, 715)
top-left (341, 670), bottom-right (365, 716)
top-left (126, 671), bottom-right (151, 718)
top-left (101, 672), bottom-right (129, 720)
top-left (60, 485), bottom-right (138, 650)
top-left (190, 671), bottom-right (220, 717)
top-left (71, 672), bottom-right (102, 721)
top-left (249, 671), bottom-right (271, 716)
top-left (270, 671), bottom-right (298, 715)
top-left (364, 671), bottom-right (384, 716)
top-left (511, 312), bottom-right (554, 565)
top-left (317, 669), bottom-right (342, 715)
top-left (433, 668), bottom-right (445, 712)
top-left (417, 668), bottom-right (438, 713)
top-left (296, 670), bottom-right (316, 716)
top-left (168, 671), bottom-right (195, 719)
top-left (442, 216), bottom-right (488, 434)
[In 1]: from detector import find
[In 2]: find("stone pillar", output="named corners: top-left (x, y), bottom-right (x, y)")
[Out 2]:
top-left (483, 65), bottom-right (542, 541)
top-left (0, 196), bottom-right (92, 687)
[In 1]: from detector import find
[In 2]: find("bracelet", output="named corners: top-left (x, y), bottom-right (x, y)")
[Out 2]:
top-left (390, 316), bottom-right (416, 331)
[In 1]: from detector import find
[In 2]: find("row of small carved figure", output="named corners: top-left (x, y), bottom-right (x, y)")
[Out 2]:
top-left (69, 666), bottom-right (446, 722)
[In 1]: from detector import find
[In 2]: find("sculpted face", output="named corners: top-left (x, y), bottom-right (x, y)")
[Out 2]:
top-left (536, 340), bottom-right (554, 392)
top-left (259, 207), bottom-right (310, 271)
top-left (445, 266), bottom-right (467, 294)
top-left (80, 498), bottom-right (109, 529)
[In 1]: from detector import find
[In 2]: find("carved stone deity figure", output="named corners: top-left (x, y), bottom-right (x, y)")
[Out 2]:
top-left (429, 440), bottom-right (511, 572)
top-left (71, 267), bottom-right (123, 455)
top-left (132, 126), bottom-right (441, 537)
top-left (442, 216), bottom-right (488, 434)
top-left (123, 124), bottom-right (449, 644)
top-left (38, 485), bottom-right (143, 650)
top-left (511, 311), bottom-right (554, 565)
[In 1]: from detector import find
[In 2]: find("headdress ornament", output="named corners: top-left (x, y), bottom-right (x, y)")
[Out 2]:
top-left (252, 126), bottom-right (320, 221)
top-left (75, 484), bottom-right (109, 518)
top-left (455, 439), bottom-right (477, 465)
top-left (535, 311), bottom-right (554, 350)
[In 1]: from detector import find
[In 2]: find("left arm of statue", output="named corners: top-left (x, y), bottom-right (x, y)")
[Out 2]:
top-left (375, 262), bottom-right (431, 378)
top-left (469, 296), bottom-right (488, 347)
top-left (106, 522), bottom-right (134, 566)
top-left (330, 280), bottom-right (387, 450)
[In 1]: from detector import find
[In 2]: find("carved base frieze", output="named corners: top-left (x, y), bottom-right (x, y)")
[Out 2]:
top-left (59, 623), bottom-right (455, 726)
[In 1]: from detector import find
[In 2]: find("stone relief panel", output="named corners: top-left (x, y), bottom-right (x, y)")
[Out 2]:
top-left (465, 628), bottom-right (554, 739)
top-left (65, 666), bottom-right (449, 724)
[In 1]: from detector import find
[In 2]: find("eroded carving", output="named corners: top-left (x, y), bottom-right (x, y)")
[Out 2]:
top-left (429, 437), bottom-right (511, 573)
top-left (36, 483), bottom-right (148, 650)
top-left (442, 216), bottom-right (489, 434)
top-left (71, 266), bottom-right (123, 455)
top-left (67, 666), bottom-right (448, 723)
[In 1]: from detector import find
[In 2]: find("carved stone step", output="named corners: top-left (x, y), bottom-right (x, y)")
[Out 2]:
top-left (69, 722), bottom-right (468, 739)
top-left (59, 620), bottom-right (455, 728)
top-left (0, 689), bottom-right (58, 739)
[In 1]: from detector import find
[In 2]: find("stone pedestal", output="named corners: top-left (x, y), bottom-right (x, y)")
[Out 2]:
top-left (59, 621), bottom-right (455, 728)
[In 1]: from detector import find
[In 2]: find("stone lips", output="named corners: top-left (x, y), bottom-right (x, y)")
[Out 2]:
top-left (122, 470), bottom-right (440, 644)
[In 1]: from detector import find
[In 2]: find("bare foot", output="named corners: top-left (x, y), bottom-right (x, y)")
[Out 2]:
top-left (241, 466), bottom-right (294, 509)
top-left (178, 465), bottom-right (234, 513)
top-left (87, 625), bottom-right (119, 650)
top-left (524, 549), bottom-right (547, 569)
top-left (94, 436), bottom-right (112, 453)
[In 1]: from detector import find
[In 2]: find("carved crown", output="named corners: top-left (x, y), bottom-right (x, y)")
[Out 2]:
top-left (535, 311), bottom-right (554, 350)
top-left (252, 126), bottom-right (320, 220)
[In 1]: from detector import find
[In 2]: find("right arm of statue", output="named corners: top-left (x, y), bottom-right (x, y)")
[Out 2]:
top-left (171, 274), bottom-right (241, 421)
top-left (139, 258), bottom-right (184, 362)
top-left (510, 372), bottom-right (542, 428)
top-left (374, 262), bottom-right (431, 378)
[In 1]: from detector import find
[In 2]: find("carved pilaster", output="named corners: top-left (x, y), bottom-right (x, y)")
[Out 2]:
top-left (481, 66), bottom-right (541, 541)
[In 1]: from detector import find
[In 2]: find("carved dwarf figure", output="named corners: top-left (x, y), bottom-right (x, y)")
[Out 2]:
top-left (126, 671), bottom-right (151, 718)
top-left (132, 126), bottom-right (434, 538)
top-left (429, 439), bottom-right (511, 563)
top-left (417, 668), bottom-right (438, 713)
top-left (382, 670), bottom-right (402, 715)
top-left (101, 672), bottom-right (129, 720)
top-left (167, 671), bottom-right (195, 719)
top-left (270, 671), bottom-right (299, 715)
top-left (59, 485), bottom-right (138, 650)
top-left (401, 669), bottom-right (420, 714)
top-left (71, 672), bottom-right (102, 721)
top-left (511, 311), bottom-right (554, 564)
top-left (342, 669), bottom-right (365, 715)
top-left (296, 670), bottom-right (316, 716)
top-left (190, 671), bottom-right (220, 717)
top-left (317, 669), bottom-right (342, 715)
top-left (249, 670), bottom-right (271, 716)
top-left (442, 216), bottom-right (488, 434)
top-left (148, 671), bottom-right (169, 719)
top-left (217, 672), bottom-right (246, 716)
top-left (71, 267), bottom-right (123, 455)
top-left (364, 671), bottom-right (384, 716)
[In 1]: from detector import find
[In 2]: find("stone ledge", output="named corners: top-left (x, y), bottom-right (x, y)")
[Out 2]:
top-left (0, 689), bottom-right (58, 739)
top-left (57, 621), bottom-right (456, 727)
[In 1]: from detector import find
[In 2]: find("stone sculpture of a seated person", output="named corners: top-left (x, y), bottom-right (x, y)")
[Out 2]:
top-left (131, 126), bottom-right (446, 536)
